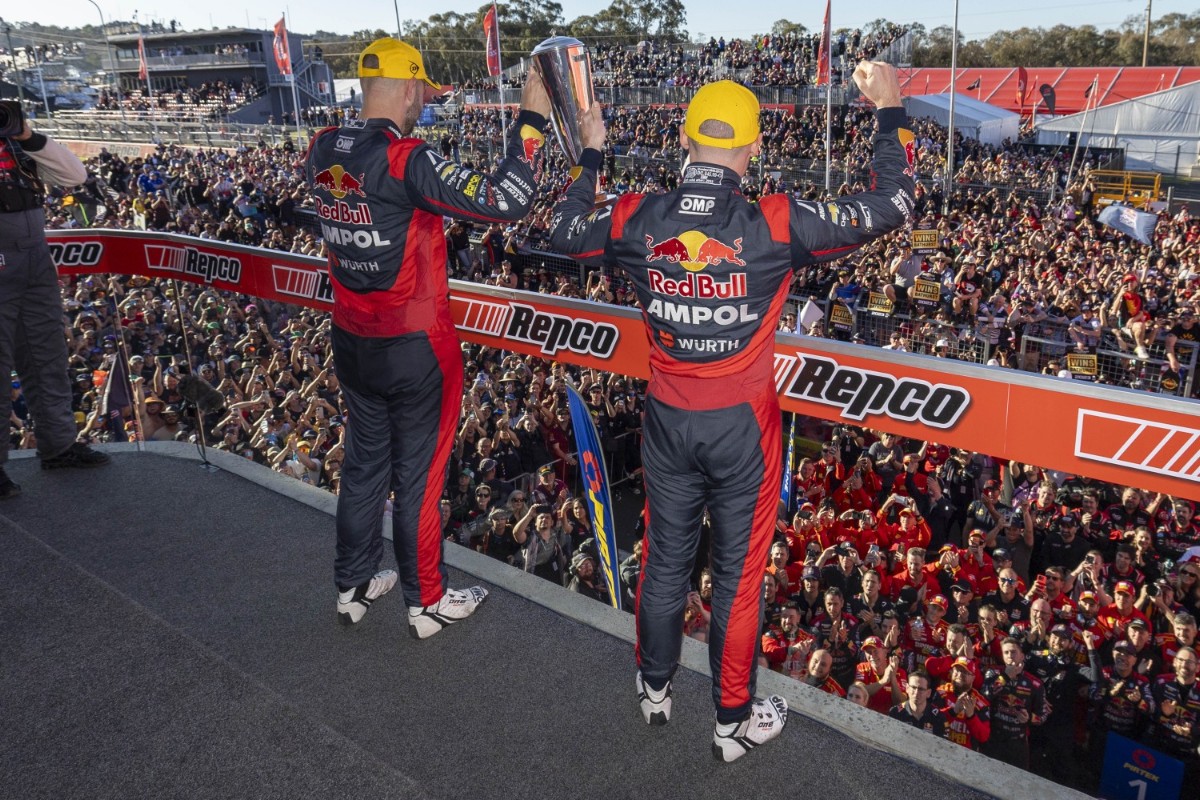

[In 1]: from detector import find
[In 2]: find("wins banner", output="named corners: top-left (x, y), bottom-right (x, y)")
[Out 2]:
top-left (565, 385), bottom-right (622, 610)
top-left (46, 229), bottom-right (1200, 499)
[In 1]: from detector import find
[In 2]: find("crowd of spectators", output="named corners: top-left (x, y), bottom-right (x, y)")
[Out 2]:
top-left (10, 38), bottom-right (1200, 789)
top-left (89, 80), bottom-right (263, 119)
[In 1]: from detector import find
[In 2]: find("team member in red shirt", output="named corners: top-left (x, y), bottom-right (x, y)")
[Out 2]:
top-left (937, 657), bottom-right (992, 750)
top-left (1097, 580), bottom-right (1152, 644)
top-left (856, 636), bottom-right (906, 713)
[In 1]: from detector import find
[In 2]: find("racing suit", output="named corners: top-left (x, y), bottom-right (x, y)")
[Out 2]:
top-left (306, 110), bottom-right (547, 605)
top-left (980, 668), bottom-right (1049, 770)
top-left (547, 106), bottom-right (914, 722)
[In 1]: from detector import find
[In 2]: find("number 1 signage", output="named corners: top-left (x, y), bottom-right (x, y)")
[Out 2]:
top-left (1099, 734), bottom-right (1184, 800)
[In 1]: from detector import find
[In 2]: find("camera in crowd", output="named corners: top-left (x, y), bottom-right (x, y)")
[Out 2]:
top-left (0, 101), bottom-right (25, 138)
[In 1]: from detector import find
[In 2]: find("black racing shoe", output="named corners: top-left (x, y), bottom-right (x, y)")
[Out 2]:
top-left (41, 443), bottom-right (112, 470)
top-left (0, 467), bottom-right (21, 499)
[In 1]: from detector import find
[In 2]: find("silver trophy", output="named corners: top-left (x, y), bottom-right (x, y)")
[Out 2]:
top-left (531, 36), bottom-right (594, 164)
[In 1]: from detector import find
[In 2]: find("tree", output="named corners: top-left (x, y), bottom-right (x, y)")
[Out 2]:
top-left (770, 20), bottom-right (808, 38)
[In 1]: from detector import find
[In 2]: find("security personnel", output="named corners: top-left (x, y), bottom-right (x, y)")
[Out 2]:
top-left (1, 116), bottom-right (110, 499)
top-left (547, 62), bottom-right (914, 760)
top-left (306, 38), bottom-right (550, 637)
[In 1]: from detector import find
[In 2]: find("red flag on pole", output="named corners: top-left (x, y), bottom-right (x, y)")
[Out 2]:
top-left (816, 0), bottom-right (831, 86)
top-left (1016, 66), bottom-right (1028, 109)
top-left (273, 17), bottom-right (292, 76)
top-left (483, 4), bottom-right (501, 78)
top-left (137, 37), bottom-right (148, 81)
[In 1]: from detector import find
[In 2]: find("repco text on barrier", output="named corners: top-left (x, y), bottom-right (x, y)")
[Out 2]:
top-left (782, 354), bottom-right (971, 429)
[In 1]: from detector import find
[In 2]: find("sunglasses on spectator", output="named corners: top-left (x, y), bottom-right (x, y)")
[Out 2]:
top-left (510, 496), bottom-right (526, 503)
top-left (999, 578), bottom-right (1017, 585)
top-left (1182, 571), bottom-right (1200, 579)
top-left (476, 491), bottom-right (491, 497)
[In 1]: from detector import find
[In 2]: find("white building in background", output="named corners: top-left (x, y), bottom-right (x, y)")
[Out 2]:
top-left (1034, 82), bottom-right (1200, 177)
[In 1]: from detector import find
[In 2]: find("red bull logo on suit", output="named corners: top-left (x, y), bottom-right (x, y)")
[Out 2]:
top-left (311, 165), bottom-right (367, 200)
top-left (644, 231), bottom-right (745, 272)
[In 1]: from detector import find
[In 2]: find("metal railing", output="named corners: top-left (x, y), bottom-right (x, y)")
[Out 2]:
top-left (113, 52), bottom-right (261, 70)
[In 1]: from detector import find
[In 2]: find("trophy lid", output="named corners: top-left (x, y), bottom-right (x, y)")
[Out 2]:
top-left (532, 36), bottom-right (585, 55)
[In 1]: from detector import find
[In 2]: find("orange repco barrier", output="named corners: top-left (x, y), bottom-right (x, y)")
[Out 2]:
top-left (48, 228), bottom-right (1200, 500)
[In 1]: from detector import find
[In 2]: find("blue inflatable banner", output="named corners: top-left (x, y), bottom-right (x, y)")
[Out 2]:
top-left (566, 385), bottom-right (623, 610)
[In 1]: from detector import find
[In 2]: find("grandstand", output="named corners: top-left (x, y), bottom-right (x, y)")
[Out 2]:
top-left (900, 66), bottom-right (1200, 116)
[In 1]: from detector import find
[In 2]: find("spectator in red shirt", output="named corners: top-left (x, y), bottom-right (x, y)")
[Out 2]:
top-left (888, 547), bottom-right (939, 601)
top-left (937, 657), bottom-right (991, 750)
top-left (856, 636), bottom-right (905, 713)
top-left (1097, 580), bottom-right (1152, 645)
top-left (761, 601), bottom-right (814, 679)
top-left (1109, 273), bottom-right (1152, 359)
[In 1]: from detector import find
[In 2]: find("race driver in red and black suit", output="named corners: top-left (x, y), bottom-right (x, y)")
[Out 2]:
top-left (547, 62), bottom-right (914, 761)
top-left (306, 37), bottom-right (551, 639)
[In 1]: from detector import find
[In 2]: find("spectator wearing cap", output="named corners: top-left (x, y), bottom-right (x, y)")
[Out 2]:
top-left (935, 656), bottom-right (991, 751)
top-left (1124, 617), bottom-right (1164, 677)
top-left (905, 593), bottom-right (950, 671)
top-left (817, 541), bottom-right (867, 598)
top-left (150, 404), bottom-right (184, 442)
top-left (530, 463), bottom-right (567, 508)
top-left (964, 479), bottom-right (1009, 548)
top-left (1164, 305), bottom-right (1199, 374)
top-left (1085, 639), bottom-right (1154, 787)
top-left (889, 670), bottom-right (947, 736)
top-left (1068, 301), bottom-right (1102, 351)
top-left (761, 601), bottom-right (815, 679)
top-left (877, 498), bottom-right (931, 553)
top-left (477, 457), bottom-right (511, 499)
top-left (981, 637), bottom-right (1049, 770)
top-left (946, 581), bottom-right (978, 627)
top-left (566, 550), bottom-right (608, 603)
top-left (513, 502), bottom-right (571, 585)
top-left (792, 566), bottom-right (825, 628)
top-left (959, 529), bottom-right (996, 594)
top-left (856, 635), bottom-right (905, 713)
top-left (1026, 624), bottom-right (1101, 784)
top-left (1097, 580), bottom-right (1152, 645)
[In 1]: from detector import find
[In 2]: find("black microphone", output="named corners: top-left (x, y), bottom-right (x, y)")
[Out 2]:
top-left (178, 374), bottom-right (226, 414)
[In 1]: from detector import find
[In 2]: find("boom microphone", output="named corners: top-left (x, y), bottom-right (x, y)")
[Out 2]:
top-left (178, 375), bottom-right (226, 414)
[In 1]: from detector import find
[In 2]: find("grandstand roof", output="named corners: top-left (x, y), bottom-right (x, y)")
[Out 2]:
top-left (900, 67), bottom-right (1200, 116)
top-left (109, 27), bottom-right (264, 44)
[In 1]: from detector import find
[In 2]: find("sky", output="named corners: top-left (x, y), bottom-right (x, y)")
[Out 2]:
top-left (10, 0), bottom-right (1197, 43)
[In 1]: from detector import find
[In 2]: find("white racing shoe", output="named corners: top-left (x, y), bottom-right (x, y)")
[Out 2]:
top-left (712, 695), bottom-right (789, 762)
top-left (408, 586), bottom-right (489, 639)
top-left (337, 569), bottom-right (398, 626)
top-left (636, 672), bottom-right (672, 725)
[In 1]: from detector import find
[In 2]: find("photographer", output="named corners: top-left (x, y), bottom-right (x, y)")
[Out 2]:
top-left (1, 114), bottom-right (110, 498)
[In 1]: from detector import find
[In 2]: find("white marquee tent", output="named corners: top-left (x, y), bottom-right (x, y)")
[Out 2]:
top-left (1033, 81), bottom-right (1200, 176)
top-left (902, 93), bottom-right (1020, 148)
